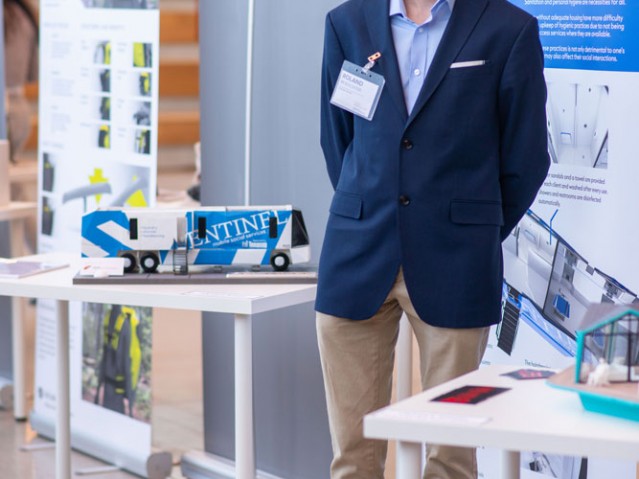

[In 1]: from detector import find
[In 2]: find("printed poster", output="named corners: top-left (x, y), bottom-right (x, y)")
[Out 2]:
top-left (481, 1), bottom-right (639, 478)
top-left (35, 0), bottom-right (159, 473)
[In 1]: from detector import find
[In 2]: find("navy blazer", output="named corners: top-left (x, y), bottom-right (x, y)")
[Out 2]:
top-left (316, 0), bottom-right (550, 328)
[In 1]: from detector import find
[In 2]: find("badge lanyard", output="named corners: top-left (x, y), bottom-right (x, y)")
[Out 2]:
top-left (330, 52), bottom-right (386, 121)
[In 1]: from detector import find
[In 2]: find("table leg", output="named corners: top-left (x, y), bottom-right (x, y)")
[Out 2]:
top-left (11, 296), bottom-right (26, 419)
top-left (397, 441), bottom-right (422, 479)
top-left (10, 217), bottom-right (27, 419)
top-left (56, 300), bottom-right (71, 479)
top-left (396, 315), bottom-right (413, 400)
top-left (234, 313), bottom-right (254, 479)
top-left (501, 450), bottom-right (520, 479)
top-left (396, 315), bottom-right (417, 477)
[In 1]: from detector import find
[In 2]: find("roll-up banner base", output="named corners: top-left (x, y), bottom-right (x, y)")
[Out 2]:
top-left (30, 410), bottom-right (172, 479)
top-left (181, 450), bottom-right (285, 479)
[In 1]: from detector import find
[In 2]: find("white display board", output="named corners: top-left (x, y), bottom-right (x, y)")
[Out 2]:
top-left (481, 2), bottom-right (639, 478)
top-left (34, 1), bottom-right (159, 475)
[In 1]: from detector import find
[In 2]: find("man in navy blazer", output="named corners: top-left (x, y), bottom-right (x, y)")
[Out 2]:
top-left (316, 0), bottom-right (549, 477)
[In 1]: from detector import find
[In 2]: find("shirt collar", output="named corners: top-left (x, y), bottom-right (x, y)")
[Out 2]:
top-left (389, 0), bottom-right (455, 20)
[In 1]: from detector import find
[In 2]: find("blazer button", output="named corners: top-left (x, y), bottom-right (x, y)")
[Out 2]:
top-left (402, 138), bottom-right (413, 150)
top-left (399, 195), bottom-right (411, 206)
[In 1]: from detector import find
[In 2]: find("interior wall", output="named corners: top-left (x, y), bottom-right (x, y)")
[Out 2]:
top-left (198, 0), bottom-right (339, 477)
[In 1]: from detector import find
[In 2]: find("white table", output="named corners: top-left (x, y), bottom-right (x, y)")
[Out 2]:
top-left (0, 252), bottom-right (317, 479)
top-left (0, 201), bottom-right (37, 419)
top-left (364, 364), bottom-right (639, 479)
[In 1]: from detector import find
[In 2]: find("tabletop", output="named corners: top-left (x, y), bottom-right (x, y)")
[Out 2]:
top-left (364, 364), bottom-right (639, 462)
top-left (0, 252), bottom-right (317, 315)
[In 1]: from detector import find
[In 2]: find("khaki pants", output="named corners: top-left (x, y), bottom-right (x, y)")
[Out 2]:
top-left (317, 269), bottom-right (490, 479)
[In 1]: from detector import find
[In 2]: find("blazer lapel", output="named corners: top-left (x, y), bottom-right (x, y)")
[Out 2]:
top-left (405, 0), bottom-right (489, 128)
top-left (364, 0), bottom-right (408, 122)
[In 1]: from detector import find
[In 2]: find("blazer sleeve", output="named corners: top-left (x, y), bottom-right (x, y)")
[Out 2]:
top-left (320, 13), bottom-right (354, 190)
top-left (498, 16), bottom-right (550, 241)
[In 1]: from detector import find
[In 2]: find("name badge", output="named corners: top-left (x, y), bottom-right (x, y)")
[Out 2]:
top-left (330, 54), bottom-right (385, 121)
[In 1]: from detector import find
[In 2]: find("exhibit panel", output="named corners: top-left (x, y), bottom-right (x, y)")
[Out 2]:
top-left (32, 2), bottom-right (162, 476)
top-left (482, 2), bottom-right (639, 478)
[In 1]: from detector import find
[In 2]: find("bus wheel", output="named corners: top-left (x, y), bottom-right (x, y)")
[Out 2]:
top-left (140, 253), bottom-right (160, 273)
top-left (270, 252), bottom-right (290, 272)
top-left (122, 253), bottom-right (137, 273)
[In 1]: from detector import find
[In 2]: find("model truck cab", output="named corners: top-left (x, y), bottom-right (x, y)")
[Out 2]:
top-left (81, 206), bottom-right (310, 273)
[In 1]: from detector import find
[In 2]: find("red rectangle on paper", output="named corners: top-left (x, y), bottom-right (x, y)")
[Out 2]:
top-left (431, 385), bottom-right (510, 405)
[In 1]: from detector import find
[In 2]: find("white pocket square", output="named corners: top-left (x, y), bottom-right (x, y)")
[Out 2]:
top-left (450, 60), bottom-right (486, 69)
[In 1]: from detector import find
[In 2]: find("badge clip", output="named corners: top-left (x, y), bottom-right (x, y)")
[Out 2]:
top-left (331, 58), bottom-right (386, 121)
top-left (363, 52), bottom-right (382, 72)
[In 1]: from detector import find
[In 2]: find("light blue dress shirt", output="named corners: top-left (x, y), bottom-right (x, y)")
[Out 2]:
top-left (390, 0), bottom-right (455, 114)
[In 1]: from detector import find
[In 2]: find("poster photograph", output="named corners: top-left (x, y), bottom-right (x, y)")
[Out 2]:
top-left (82, 303), bottom-right (152, 423)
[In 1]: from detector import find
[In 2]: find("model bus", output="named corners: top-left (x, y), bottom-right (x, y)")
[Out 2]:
top-left (81, 206), bottom-right (310, 273)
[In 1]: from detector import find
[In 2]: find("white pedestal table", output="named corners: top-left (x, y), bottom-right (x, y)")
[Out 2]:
top-left (0, 252), bottom-right (317, 479)
top-left (365, 364), bottom-right (639, 479)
